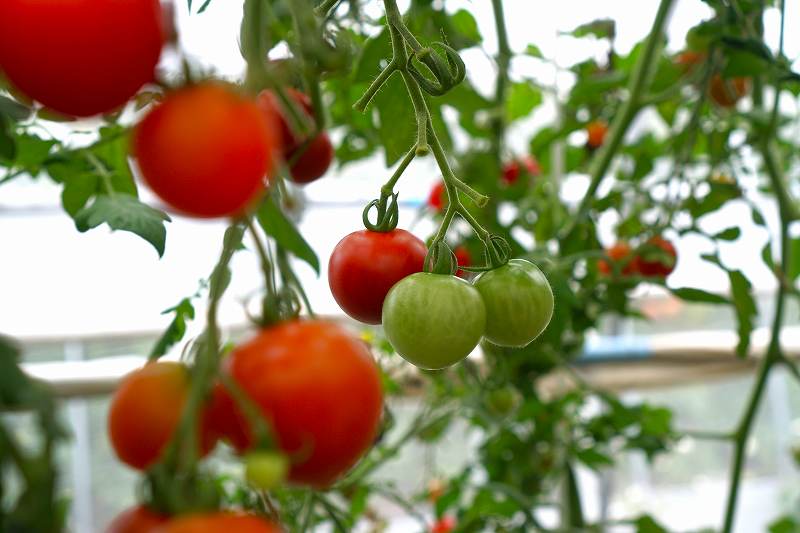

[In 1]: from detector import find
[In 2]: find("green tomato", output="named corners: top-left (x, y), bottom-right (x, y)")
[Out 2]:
top-left (486, 386), bottom-right (519, 416)
top-left (244, 451), bottom-right (289, 490)
top-left (473, 259), bottom-right (553, 347)
top-left (382, 272), bottom-right (486, 369)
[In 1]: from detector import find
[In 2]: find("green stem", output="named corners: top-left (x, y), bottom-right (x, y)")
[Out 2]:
top-left (562, 462), bottom-right (585, 529)
top-left (246, 217), bottom-right (276, 298)
top-left (399, 69), bottom-right (430, 154)
top-left (489, 0), bottom-right (511, 165)
top-left (353, 63), bottom-right (398, 112)
top-left (86, 152), bottom-right (115, 197)
top-left (559, 0), bottom-right (675, 241)
top-left (313, 0), bottom-right (340, 16)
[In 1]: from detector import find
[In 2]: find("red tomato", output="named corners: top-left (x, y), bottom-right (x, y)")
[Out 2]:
top-left (133, 83), bottom-right (280, 218)
top-left (428, 181), bottom-right (447, 212)
top-left (709, 75), bottom-right (749, 108)
top-left (586, 120), bottom-right (608, 149)
top-left (108, 362), bottom-right (214, 471)
top-left (454, 246), bottom-right (471, 278)
top-left (598, 242), bottom-right (636, 276)
top-left (0, 0), bottom-right (163, 117)
top-left (636, 236), bottom-right (677, 278)
top-left (431, 516), bottom-right (456, 533)
top-left (154, 513), bottom-right (281, 533)
top-left (214, 320), bottom-right (384, 488)
top-left (257, 89), bottom-right (333, 184)
top-left (674, 50), bottom-right (704, 73)
top-left (106, 506), bottom-right (168, 533)
top-left (329, 229), bottom-right (427, 324)
top-left (501, 156), bottom-right (540, 185)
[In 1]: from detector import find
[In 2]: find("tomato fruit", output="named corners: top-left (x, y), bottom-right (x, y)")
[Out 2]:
top-left (106, 506), bottom-right (168, 533)
top-left (674, 50), bottom-right (704, 73)
top-left (133, 83), bottom-right (279, 218)
top-left (244, 451), bottom-right (289, 490)
top-left (473, 259), bottom-right (553, 347)
top-left (217, 320), bottom-right (383, 488)
top-left (502, 156), bottom-right (540, 185)
top-left (486, 385), bottom-right (519, 416)
top-left (431, 516), bottom-right (456, 533)
top-left (154, 513), bottom-right (280, 533)
top-left (598, 242), bottom-right (637, 276)
top-left (709, 75), bottom-right (749, 108)
top-left (636, 236), bottom-right (676, 278)
top-left (0, 0), bottom-right (163, 118)
top-left (382, 273), bottom-right (486, 369)
top-left (108, 361), bottom-right (213, 470)
top-left (454, 245), bottom-right (472, 278)
top-left (428, 181), bottom-right (447, 212)
top-left (329, 229), bottom-right (427, 324)
top-left (257, 88), bottom-right (333, 184)
top-left (586, 120), bottom-right (608, 149)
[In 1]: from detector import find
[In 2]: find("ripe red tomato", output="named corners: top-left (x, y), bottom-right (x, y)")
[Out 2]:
top-left (454, 245), bottom-right (471, 278)
top-left (108, 362), bottom-right (214, 471)
top-left (154, 513), bottom-right (280, 533)
top-left (428, 181), bottom-right (447, 212)
top-left (257, 89), bottom-right (333, 184)
top-left (709, 75), bottom-right (749, 108)
top-left (636, 236), bottom-right (677, 278)
top-left (214, 320), bottom-right (383, 488)
top-left (0, 0), bottom-right (163, 117)
top-left (598, 242), bottom-right (637, 276)
top-left (586, 120), bottom-right (608, 149)
top-left (329, 229), bottom-right (427, 324)
top-left (133, 83), bottom-right (280, 218)
top-left (674, 50), bottom-right (704, 73)
top-left (106, 506), bottom-right (168, 533)
top-left (431, 516), bottom-right (456, 533)
top-left (501, 156), bottom-right (540, 185)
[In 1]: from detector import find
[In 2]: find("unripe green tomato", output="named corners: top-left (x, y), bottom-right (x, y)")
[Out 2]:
top-left (244, 451), bottom-right (289, 491)
top-left (473, 259), bottom-right (554, 348)
top-left (486, 386), bottom-right (519, 416)
top-left (382, 273), bottom-right (486, 370)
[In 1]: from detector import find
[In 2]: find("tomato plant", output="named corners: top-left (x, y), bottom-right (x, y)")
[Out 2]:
top-left (0, 0), bottom-right (163, 117)
top-left (328, 229), bottom-right (427, 324)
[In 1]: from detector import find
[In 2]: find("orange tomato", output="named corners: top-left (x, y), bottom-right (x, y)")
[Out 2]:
top-left (106, 506), bottom-right (169, 533)
top-left (586, 120), bottom-right (608, 149)
top-left (709, 75), bottom-right (749, 108)
top-left (598, 242), bottom-right (636, 276)
top-left (155, 513), bottom-right (281, 533)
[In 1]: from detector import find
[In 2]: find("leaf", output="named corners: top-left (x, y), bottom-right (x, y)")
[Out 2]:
top-left (61, 173), bottom-right (99, 217)
top-left (91, 126), bottom-right (137, 195)
top-left (575, 448), bottom-right (613, 469)
top-left (0, 114), bottom-right (15, 161)
top-left (729, 270), bottom-right (757, 357)
top-left (13, 133), bottom-right (57, 172)
top-left (769, 516), bottom-right (800, 533)
top-left (788, 238), bottom-right (800, 281)
top-left (150, 298), bottom-right (196, 359)
top-left (449, 9), bottom-right (482, 44)
top-left (567, 18), bottom-right (615, 40)
top-left (74, 195), bottom-right (171, 257)
top-left (0, 95), bottom-right (32, 121)
top-left (374, 75), bottom-right (416, 166)
top-left (670, 287), bottom-right (730, 305)
top-left (505, 82), bottom-right (541, 122)
top-left (525, 44), bottom-right (544, 58)
top-left (256, 195), bottom-right (320, 274)
top-left (713, 227), bottom-right (741, 241)
top-left (635, 515), bottom-right (669, 533)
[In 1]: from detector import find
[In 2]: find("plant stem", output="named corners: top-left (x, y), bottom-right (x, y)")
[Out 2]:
top-left (313, 0), bottom-right (340, 16)
top-left (562, 462), bottom-right (585, 529)
top-left (559, 0), bottom-right (675, 241)
top-left (490, 0), bottom-right (511, 165)
top-left (353, 63), bottom-right (398, 112)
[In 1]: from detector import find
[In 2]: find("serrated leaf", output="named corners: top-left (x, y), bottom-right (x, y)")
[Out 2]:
top-left (150, 298), bottom-right (196, 359)
top-left (670, 287), bottom-right (730, 304)
top-left (91, 126), bottom-right (137, 195)
top-left (450, 9), bottom-right (481, 44)
top-left (729, 270), bottom-right (757, 357)
top-left (74, 195), bottom-right (170, 257)
top-left (505, 82), bottom-right (541, 122)
top-left (256, 195), bottom-right (320, 274)
top-left (61, 173), bottom-right (99, 217)
top-left (713, 227), bottom-right (741, 241)
top-left (13, 133), bottom-right (57, 172)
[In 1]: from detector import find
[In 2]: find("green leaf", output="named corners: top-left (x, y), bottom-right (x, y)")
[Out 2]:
top-left (0, 95), bottom-right (32, 121)
top-left (525, 44), bottom-right (544, 58)
top-left (729, 270), bottom-right (757, 357)
top-left (91, 126), bottom-right (137, 195)
top-left (567, 18), bottom-right (615, 40)
top-left (575, 448), bottom-right (613, 469)
top-left (256, 195), bottom-right (320, 274)
top-left (635, 515), bottom-right (669, 533)
top-left (505, 82), bottom-right (541, 122)
top-left (769, 516), bottom-right (800, 533)
top-left (13, 133), bottom-right (57, 173)
top-left (61, 173), bottom-right (99, 217)
top-left (150, 298), bottom-right (196, 359)
top-left (450, 9), bottom-right (482, 44)
top-left (0, 114), bottom-right (15, 161)
top-left (713, 227), bottom-right (741, 241)
top-left (74, 195), bottom-right (171, 257)
top-left (788, 238), bottom-right (800, 281)
top-left (670, 287), bottom-right (730, 305)
top-left (374, 75), bottom-right (416, 166)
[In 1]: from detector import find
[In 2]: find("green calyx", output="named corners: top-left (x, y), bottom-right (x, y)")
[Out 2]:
top-left (406, 39), bottom-right (465, 97)
top-left (424, 240), bottom-right (457, 275)
top-left (362, 192), bottom-right (400, 232)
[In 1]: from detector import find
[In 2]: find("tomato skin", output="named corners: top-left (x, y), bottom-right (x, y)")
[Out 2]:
top-left (108, 362), bottom-right (213, 471)
top-left (329, 229), bottom-right (427, 324)
top-left (106, 506), bottom-right (168, 533)
top-left (636, 236), bottom-right (676, 278)
top-left (431, 516), bottom-right (456, 533)
top-left (154, 513), bottom-right (281, 533)
top-left (502, 156), bottom-right (540, 185)
top-left (709, 75), bottom-right (749, 108)
top-left (0, 0), bottom-right (163, 118)
top-left (586, 120), bottom-right (608, 149)
top-left (219, 320), bottom-right (383, 488)
top-left (674, 50), bottom-right (704, 73)
top-left (382, 273), bottom-right (486, 369)
top-left (133, 83), bottom-right (279, 218)
top-left (428, 181), bottom-right (447, 212)
top-left (473, 259), bottom-right (553, 347)
top-left (288, 132), bottom-right (334, 184)
top-left (598, 242), bottom-right (637, 276)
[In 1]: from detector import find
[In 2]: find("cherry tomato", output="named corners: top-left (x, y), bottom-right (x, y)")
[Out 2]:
top-left (154, 513), bottom-right (280, 533)
top-left (454, 245), bottom-right (472, 278)
top-left (598, 242), bottom-right (637, 276)
top-left (244, 451), bottom-right (289, 491)
top-left (674, 50), bottom-right (704, 73)
top-left (474, 259), bottom-right (553, 347)
top-left (133, 83), bottom-right (279, 218)
top-left (106, 506), bottom-right (168, 533)
top-left (382, 273), bottom-right (486, 369)
top-left (636, 236), bottom-right (676, 278)
top-left (329, 229), bottom-right (427, 324)
top-left (586, 120), bottom-right (608, 149)
top-left (257, 88), bottom-right (333, 184)
top-left (428, 181), bottom-right (447, 212)
top-left (501, 156), bottom-right (540, 185)
top-left (431, 516), bottom-right (457, 533)
top-left (709, 75), bottom-right (749, 108)
top-left (108, 361), bottom-right (214, 471)
top-left (216, 320), bottom-right (383, 488)
top-left (0, 0), bottom-right (163, 117)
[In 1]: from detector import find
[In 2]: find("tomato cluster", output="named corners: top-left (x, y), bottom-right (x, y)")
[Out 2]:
top-left (598, 236), bottom-right (677, 278)
top-left (501, 156), bottom-right (540, 185)
top-left (674, 50), bottom-right (750, 108)
top-left (108, 509), bottom-right (280, 533)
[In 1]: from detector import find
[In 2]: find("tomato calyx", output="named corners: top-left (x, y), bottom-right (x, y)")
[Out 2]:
top-left (362, 192), bottom-right (400, 232)
top-left (424, 240), bottom-right (458, 275)
top-left (406, 39), bottom-right (465, 97)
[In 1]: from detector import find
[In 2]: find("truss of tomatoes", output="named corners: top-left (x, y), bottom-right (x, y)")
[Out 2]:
top-left (598, 236), bottom-right (677, 278)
